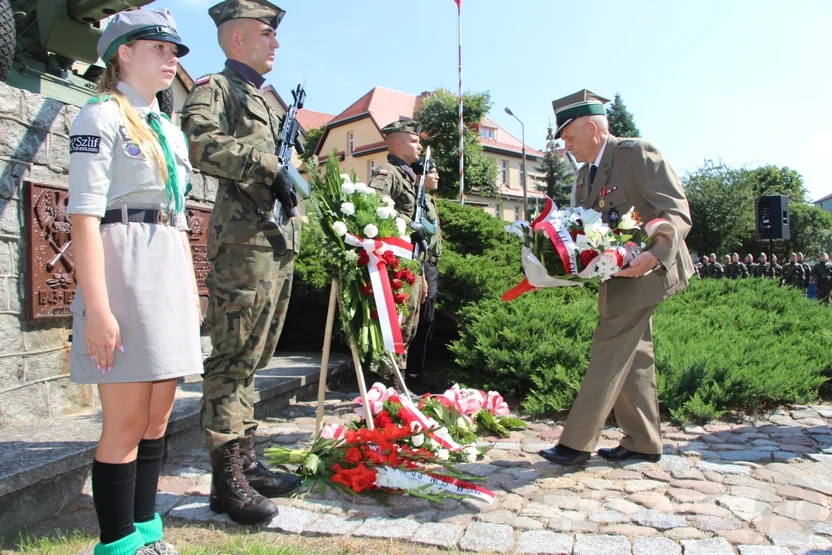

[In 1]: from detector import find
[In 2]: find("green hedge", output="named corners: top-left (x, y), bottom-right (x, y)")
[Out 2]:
top-left (450, 279), bottom-right (832, 422)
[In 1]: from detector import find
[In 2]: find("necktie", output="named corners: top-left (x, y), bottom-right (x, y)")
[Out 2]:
top-left (589, 164), bottom-right (598, 185)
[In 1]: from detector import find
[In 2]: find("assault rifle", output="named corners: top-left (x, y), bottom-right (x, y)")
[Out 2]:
top-left (410, 146), bottom-right (431, 259)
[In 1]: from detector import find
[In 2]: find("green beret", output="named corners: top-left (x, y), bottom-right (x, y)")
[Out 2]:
top-left (381, 119), bottom-right (421, 137)
top-left (209, 0), bottom-right (285, 30)
top-left (551, 89), bottom-right (610, 139)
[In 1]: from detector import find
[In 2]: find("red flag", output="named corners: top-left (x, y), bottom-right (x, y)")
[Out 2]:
top-left (454, 0), bottom-right (461, 7)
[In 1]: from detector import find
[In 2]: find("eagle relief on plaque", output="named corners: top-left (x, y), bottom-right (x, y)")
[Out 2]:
top-left (24, 182), bottom-right (212, 320)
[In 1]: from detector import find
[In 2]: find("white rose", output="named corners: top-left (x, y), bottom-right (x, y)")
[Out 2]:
top-left (345, 250), bottom-right (358, 262)
top-left (396, 218), bottom-right (407, 237)
top-left (340, 202), bottom-right (355, 216)
top-left (411, 434), bottom-right (425, 447)
top-left (465, 447), bottom-right (478, 463)
top-left (340, 173), bottom-right (351, 182)
top-left (341, 182), bottom-right (356, 195)
top-left (436, 449), bottom-right (450, 461)
top-left (376, 207), bottom-right (392, 220)
top-left (363, 224), bottom-right (379, 238)
top-left (332, 221), bottom-right (348, 236)
top-left (382, 196), bottom-right (395, 208)
top-left (356, 182), bottom-right (375, 195)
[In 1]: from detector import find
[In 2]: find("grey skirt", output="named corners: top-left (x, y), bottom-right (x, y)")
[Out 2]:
top-left (70, 221), bottom-right (204, 384)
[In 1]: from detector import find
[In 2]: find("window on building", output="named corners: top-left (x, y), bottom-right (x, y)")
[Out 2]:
top-left (501, 160), bottom-right (508, 185)
top-left (494, 203), bottom-right (501, 220)
top-left (348, 132), bottom-right (355, 155)
top-left (479, 126), bottom-right (497, 140)
top-left (368, 159), bottom-right (376, 176)
top-left (515, 206), bottom-right (522, 221)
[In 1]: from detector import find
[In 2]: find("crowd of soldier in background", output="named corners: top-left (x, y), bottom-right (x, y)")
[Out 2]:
top-left (694, 251), bottom-right (832, 303)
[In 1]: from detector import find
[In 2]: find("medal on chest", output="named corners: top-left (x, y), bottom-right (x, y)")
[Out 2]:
top-left (608, 207), bottom-right (620, 226)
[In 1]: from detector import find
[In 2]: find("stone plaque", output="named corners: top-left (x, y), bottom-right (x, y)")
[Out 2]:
top-left (25, 181), bottom-right (212, 320)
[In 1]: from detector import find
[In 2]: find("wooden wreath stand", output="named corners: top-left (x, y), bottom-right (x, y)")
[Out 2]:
top-left (314, 276), bottom-right (411, 434)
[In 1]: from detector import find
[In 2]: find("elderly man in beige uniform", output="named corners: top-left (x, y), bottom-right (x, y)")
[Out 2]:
top-left (539, 90), bottom-right (694, 466)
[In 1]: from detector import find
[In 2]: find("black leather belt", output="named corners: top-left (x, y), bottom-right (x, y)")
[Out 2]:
top-left (100, 208), bottom-right (177, 226)
top-left (425, 254), bottom-right (440, 265)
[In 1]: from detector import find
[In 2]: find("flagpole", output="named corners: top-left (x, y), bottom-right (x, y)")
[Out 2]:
top-left (457, 0), bottom-right (464, 204)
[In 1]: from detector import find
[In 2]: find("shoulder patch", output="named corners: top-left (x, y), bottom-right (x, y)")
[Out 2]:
top-left (194, 75), bottom-right (211, 86)
top-left (376, 169), bottom-right (389, 176)
top-left (619, 140), bottom-right (640, 149)
top-left (69, 135), bottom-right (101, 154)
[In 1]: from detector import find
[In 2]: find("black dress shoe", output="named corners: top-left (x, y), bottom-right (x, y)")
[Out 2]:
top-left (597, 445), bottom-right (661, 463)
top-left (538, 444), bottom-right (591, 466)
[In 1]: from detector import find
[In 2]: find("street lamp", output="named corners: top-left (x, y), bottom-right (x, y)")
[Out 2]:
top-left (504, 106), bottom-right (527, 219)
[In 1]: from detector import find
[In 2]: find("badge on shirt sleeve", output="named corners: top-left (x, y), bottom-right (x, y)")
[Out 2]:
top-left (118, 126), bottom-right (143, 158)
top-left (376, 169), bottom-right (389, 176)
top-left (69, 135), bottom-right (101, 154)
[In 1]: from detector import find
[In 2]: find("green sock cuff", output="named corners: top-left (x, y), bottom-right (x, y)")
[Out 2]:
top-left (135, 513), bottom-right (164, 544)
top-left (93, 529), bottom-right (142, 555)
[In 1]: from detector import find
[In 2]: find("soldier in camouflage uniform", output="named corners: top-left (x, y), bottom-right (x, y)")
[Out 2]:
top-left (722, 255), bottom-right (738, 279)
top-left (781, 252), bottom-right (805, 288)
top-left (771, 254), bottom-right (782, 279)
top-left (407, 157), bottom-right (441, 395)
top-left (731, 253), bottom-right (748, 279)
top-left (812, 253), bottom-right (832, 304)
top-left (180, 0), bottom-right (300, 525)
top-left (367, 119), bottom-right (428, 381)
top-left (753, 253), bottom-right (773, 278)
top-left (799, 252), bottom-right (812, 290)
top-left (707, 253), bottom-right (723, 279)
top-left (744, 254), bottom-right (756, 277)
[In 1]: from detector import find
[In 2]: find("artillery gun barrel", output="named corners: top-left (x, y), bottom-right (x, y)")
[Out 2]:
top-left (67, 0), bottom-right (154, 24)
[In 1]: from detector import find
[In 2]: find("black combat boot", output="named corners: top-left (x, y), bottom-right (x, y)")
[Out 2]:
top-left (209, 439), bottom-right (279, 525)
top-left (240, 429), bottom-right (302, 497)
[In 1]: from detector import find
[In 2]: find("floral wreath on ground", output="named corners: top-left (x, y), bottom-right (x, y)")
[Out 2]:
top-left (265, 383), bottom-right (525, 502)
top-left (306, 154), bottom-right (422, 368)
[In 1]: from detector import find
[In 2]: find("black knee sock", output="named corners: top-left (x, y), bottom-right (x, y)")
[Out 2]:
top-left (134, 437), bottom-right (165, 523)
top-left (92, 459), bottom-right (137, 544)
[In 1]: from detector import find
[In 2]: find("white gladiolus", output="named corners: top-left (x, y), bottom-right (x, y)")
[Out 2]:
top-left (345, 250), bottom-right (358, 262)
top-left (341, 182), bottom-right (355, 195)
top-left (363, 224), bottom-right (379, 238)
top-left (396, 218), bottom-right (407, 237)
top-left (332, 221), bottom-right (348, 236)
top-left (411, 434), bottom-right (425, 447)
top-left (436, 448), bottom-right (450, 461)
top-left (340, 202), bottom-right (355, 216)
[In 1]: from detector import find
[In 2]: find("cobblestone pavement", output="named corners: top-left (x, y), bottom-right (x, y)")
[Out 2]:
top-left (64, 395), bottom-right (832, 553)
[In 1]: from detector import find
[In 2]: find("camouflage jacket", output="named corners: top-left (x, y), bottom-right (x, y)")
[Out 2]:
top-left (725, 262), bottom-right (739, 279)
top-left (753, 262), bottom-right (773, 278)
top-left (180, 62), bottom-right (300, 258)
top-left (782, 261), bottom-right (805, 285)
top-left (368, 155), bottom-right (418, 223)
top-left (707, 262), bottom-right (723, 279)
top-left (812, 261), bottom-right (832, 285)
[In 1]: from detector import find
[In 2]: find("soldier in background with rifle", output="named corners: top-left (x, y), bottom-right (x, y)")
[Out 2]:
top-left (812, 253), bottom-right (832, 304)
top-left (368, 119), bottom-right (429, 387)
top-left (407, 154), bottom-right (442, 395)
top-left (180, 0), bottom-right (302, 525)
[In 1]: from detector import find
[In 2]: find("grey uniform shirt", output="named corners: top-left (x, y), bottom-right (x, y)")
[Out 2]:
top-left (67, 81), bottom-right (191, 231)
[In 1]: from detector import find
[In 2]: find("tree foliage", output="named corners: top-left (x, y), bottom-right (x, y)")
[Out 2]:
top-left (414, 89), bottom-right (498, 198)
top-left (299, 124), bottom-right (326, 165)
top-left (606, 93), bottom-right (641, 138)
top-left (534, 124), bottom-right (575, 207)
top-left (747, 165), bottom-right (807, 203)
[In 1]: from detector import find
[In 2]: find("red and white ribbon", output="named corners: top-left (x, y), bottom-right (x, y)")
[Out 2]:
top-left (344, 233), bottom-right (413, 354)
top-left (374, 467), bottom-right (496, 503)
top-left (393, 394), bottom-right (465, 452)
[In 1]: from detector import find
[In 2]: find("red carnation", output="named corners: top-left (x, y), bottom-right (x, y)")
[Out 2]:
top-left (580, 249), bottom-right (600, 267)
top-left (391, 278), bottom-right (403, 290)
top-left (357, 250), bottom-right (370, 266)
top-left (371, 309), bottom-right (379, 320)
top-left (374, 410), bottom-right (393, 428)
top-left (381, 251), bottom-right (396, 266)
top-left (393, 292), bottom-right (408, 305)
top-left (402, 269), bottom-right (416, 285)
top-left (344, 446), bottom-right (363, 465)
top-left (360, 282), bottom-right (373, 296)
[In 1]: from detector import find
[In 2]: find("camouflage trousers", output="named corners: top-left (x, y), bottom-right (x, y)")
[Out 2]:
top-left (378, 275), bottom-right (422, 379)
top-left (818, 284), bottom-right (831, 304)
top-left (200, 244), bottom-right (295, 452)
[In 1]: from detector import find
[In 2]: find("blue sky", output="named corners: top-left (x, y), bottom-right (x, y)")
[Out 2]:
top-left (154, 0), bottom-right (831, 202)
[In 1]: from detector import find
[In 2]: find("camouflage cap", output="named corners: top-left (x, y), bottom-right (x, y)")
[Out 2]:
top-left (381, 119), bottom-right (422, 137)
top-left (98, 8), bottom-right (189, 63)
top-left (209, 0), bottom-right (286, 30)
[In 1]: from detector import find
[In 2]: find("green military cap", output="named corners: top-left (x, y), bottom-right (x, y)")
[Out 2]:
top-left (209, 0), bottom-right (285, 30)
top-left (551, 89), bottom-right (610, 139)
top-left (381, 119), bottom-right (422, 137)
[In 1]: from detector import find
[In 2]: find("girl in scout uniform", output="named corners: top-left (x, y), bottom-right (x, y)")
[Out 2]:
top-left (67, 9), bottom-right (202, 555)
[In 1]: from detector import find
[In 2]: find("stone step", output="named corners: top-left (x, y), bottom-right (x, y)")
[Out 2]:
top-left (0, 352), bottom-right (351, 536)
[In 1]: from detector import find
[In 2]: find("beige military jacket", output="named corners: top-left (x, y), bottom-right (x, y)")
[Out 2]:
top-left (574, 135), bottom-right (695, 317)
